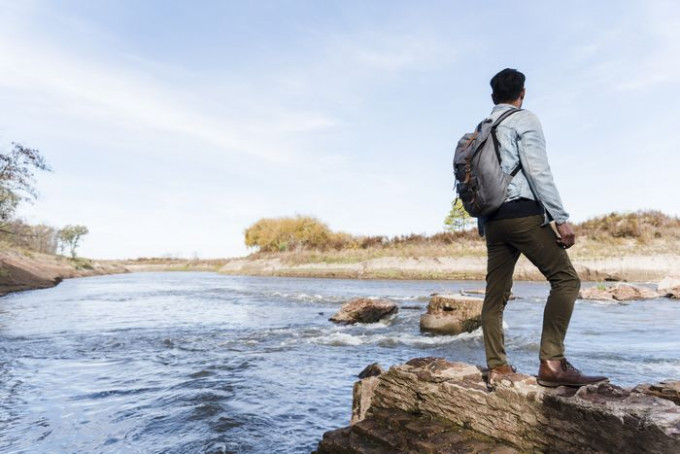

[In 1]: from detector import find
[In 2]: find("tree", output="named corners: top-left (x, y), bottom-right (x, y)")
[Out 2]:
top-left (0, 143), bottom-right (50, 222)
top-left (0, 220), bottom-right (58, 254)
top-left (444, 199), bottom-right (475, 232)
top-left (57, 225), bottom-right (89, 258)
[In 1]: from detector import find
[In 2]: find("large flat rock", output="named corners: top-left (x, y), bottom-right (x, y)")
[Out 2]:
top-left (315, 358), bottom-right (680, 453)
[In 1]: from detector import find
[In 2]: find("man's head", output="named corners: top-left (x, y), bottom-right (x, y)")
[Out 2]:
top-left (490, 68), bottom-right (526, 106)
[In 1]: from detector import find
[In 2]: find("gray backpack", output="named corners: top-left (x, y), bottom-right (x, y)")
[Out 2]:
top-left (453, 108), bottom-right (521, 217)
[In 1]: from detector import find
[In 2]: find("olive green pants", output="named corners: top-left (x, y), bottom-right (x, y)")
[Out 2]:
top-left (482, 215), bottom-right (580, 369)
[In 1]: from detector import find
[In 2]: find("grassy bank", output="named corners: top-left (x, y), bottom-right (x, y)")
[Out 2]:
top-left (124, 211), bottom-right (680, 283)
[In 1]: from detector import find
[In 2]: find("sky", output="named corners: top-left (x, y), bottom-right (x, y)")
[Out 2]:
top-left (1, 0), bottom-right (679, 259)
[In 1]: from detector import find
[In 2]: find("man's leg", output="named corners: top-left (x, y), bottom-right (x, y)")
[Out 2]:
top-left (507, 215), bottom-right (579, 361)
top-left (482, 221), bottom-right (521, 369)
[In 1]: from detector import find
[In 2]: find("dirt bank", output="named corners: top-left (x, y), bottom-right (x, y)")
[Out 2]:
top-left (217, 252), bottom-right (680, 282)
top-left (0, 248), bottom-right (128, 297)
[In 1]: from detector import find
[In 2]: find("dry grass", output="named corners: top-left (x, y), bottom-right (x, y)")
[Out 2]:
top-left (247, 210), bottom-right (680, 264)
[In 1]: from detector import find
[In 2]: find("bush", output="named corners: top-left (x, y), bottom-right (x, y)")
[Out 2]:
top-left (244, 215), bottom-right (482, 253)
top-left (244, 216), bottom-right (334, 252)
top-left (575, 210), bottom-right (680, 242)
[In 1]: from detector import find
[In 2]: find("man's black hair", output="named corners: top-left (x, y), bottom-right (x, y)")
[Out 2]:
top-left (490, 68), bottom-right (525, 104)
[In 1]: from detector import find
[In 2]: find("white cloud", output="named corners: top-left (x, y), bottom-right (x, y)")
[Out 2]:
top-left (0, 10), bottom-right (338, 164)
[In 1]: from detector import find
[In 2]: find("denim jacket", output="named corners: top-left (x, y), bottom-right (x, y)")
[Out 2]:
top-left (477, 103), bottom-right (570, 235)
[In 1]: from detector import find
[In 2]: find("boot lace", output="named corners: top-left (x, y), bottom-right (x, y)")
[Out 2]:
top-left (561, 359), bottom-right (581, 373)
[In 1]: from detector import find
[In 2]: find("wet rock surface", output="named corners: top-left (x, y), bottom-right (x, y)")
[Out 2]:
top-left (329, 298), bottom-right (398, 324)
top-left (315, 357), bottom-right (680, 454)
top-left (314, 407), bottom-right (519, 454)
top-left (419, 294), bottom-right (482, 335)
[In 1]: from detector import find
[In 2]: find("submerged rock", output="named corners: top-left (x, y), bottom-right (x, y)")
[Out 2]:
top-left (315, 358), bottom-right (680, 454)
top-left (420, 294), bottom-right (482, 335)
top-left (579, 284), bottom-right (659, 301)
top-left (329, 298), bottom-right (398, 324)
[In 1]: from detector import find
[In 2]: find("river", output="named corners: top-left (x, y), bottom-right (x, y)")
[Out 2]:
top-left (1, 272), bottom-right (679, 453)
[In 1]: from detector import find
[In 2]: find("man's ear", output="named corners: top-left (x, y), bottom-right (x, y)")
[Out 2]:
top-left (519, 88), bottom-right (526, 100)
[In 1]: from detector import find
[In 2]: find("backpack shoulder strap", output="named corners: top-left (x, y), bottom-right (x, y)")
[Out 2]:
top-left (491, 107), bottom-right (521, 130)
top-left (490, 108), bottom-right (522, 167)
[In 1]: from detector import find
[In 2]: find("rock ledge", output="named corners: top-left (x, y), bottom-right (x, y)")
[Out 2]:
top-left (314, 357), bottom-right (680, 454)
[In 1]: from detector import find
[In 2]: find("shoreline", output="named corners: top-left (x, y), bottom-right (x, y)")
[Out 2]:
top-left (124, 252), bottom-right (680, 283)
top-left (4, 246), bottom-right (676, 294)
top-left (0, 248), bottom-right (128, 297)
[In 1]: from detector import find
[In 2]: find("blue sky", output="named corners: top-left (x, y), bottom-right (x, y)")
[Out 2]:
top-left (1, 0), bottom-right (679, 259)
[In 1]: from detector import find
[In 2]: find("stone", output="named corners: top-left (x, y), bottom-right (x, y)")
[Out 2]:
top-left (610, 284), bottom-right (659, 301)
top-left (657, 276), bottom-right (680, 299)
top-left (579, 284), bottom-right (659, 301)
top-left (635, 380), bottom-right (680, 405)
top-left (658, 276), bottom-right (680, 293)
top-left (315, 358), bottom-right (680, 454)
top-left (329, 298), bottom-right (398, 324)
top-left (419, 294), bottom-right (482, 335)
top-left (315, 408), bottom-right (520, 454)
top-left (579, 286), bottom-right (615, 301)
top-left (350, 375), bottom-right (380, 425)
top-left (357, 363), bottom-right (384, 379)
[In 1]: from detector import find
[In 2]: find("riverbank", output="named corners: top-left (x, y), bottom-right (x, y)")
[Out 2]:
top-left (0, 248), bottom-right (128, 296)
top-left (219, 251), bottom-right (680, 282)
top-left (218, 210), bottom-right (680, 282)
top-left (119, 236), bottom-right (680, 283)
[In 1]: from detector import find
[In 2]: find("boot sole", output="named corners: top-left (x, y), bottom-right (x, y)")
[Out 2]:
top-left (537, 378), bottom-right (609, 388)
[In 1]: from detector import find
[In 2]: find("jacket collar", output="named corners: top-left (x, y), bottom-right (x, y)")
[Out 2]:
top-left (492, 103), bottom-right (518, 112)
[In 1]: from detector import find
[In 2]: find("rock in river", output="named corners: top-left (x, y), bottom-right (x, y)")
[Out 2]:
top-left (329, 298), bottom-right (398, 324)
top-left (314, 357), bottom-right (680, 454)
top-left (658, 276), bottom-right (680, 299)
top-left (580, 284), bottom-right (659, 302)
top-left (420, 294), bottom-right (482, 335)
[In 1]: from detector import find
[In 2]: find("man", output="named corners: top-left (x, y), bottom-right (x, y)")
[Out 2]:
top-left (481, 68), bottom-right (607, 388)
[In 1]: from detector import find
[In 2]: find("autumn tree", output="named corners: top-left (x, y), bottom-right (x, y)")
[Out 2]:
top-left (57, 225), bottom-right (89, 258)
top-left (244, 216), bottom-right (333, 252)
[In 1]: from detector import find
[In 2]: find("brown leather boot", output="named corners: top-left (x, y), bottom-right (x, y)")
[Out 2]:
top-left (487, 364), bottom-right (517, 388)
top-left (537, 359), bottom-right (608, 388)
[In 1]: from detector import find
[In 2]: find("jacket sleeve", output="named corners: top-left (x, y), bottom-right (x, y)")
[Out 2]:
top-left (515, 111), bottom-right (570, 224)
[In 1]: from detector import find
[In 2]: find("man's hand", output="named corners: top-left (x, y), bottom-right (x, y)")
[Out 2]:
top-left (556, 222), bottom-right (575, 249)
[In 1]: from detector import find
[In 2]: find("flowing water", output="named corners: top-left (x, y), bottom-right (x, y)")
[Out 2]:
top-left (1, 272), bottom-right (679, 453)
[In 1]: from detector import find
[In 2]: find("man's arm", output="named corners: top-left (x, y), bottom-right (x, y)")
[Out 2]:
top-left (515, 111), bottom-right (570, 224)
top-left (515, 111), bottom-right (575, 248)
